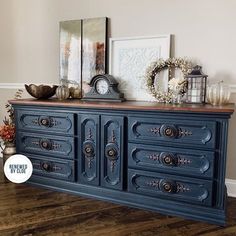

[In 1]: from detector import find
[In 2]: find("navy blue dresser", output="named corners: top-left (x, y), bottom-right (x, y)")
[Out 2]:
top-left (10, 99), bottom-right (234, 225)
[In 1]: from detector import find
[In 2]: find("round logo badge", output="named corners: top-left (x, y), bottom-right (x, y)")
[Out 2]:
top-left (4, 154), bottom-right (33, 183)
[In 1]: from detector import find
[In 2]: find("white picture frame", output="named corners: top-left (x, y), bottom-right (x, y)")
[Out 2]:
top-left (109, 35), bottom-right (171, 101)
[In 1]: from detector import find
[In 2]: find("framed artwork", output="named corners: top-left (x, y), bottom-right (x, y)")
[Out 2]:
top-left (59, 17), bottom-right (108, 95)
top-left (109, 35), bottom-right (171, 101)
top-left (60, 20), bottom-right (82, 84)
top-left (82, 17), bottom-right (108, 93)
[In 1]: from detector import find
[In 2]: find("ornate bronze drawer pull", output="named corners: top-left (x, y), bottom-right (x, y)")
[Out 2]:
top-left (163, 155), bottom-right (172, 165)
top-left (83, 143), bottom-right (95, 157)
top-left (40, 140), bottom-right (51, 150)
top-left (163, 156), bottom-right (173, 165)
top-left (163, 183), bottom-right (172, 192)
top-left (160, 152), bottom-right (177, 166)
top-left (41, 162), bottom-right (51, 172)
top-left (160, 125), bottom-right (178, 138)
top-left (164, 127), bottom-right (174, 137)
top-left (159, 179), bottom-right (177, 193)
top-left (106, 147), bottom-right (118, 161)
top-left (82, 142), bottom-right (95, 169)
top-left (40, 118), bottom-right (50, 126)
top-left (39, 116), bottom-right (53, 127)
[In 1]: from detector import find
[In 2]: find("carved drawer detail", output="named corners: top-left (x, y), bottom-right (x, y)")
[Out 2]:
top-left (17, 110), bottom-right (74, 135)
top-left (128, 144), bottom-right (214, 178)
top-left (78, 114), bottom-right (99, 186)
top-left (101, 115), bottom-right (124, 190)
top-left (129, 117), bottom-right (216, 148)
top-left (128, 169), bottom-right (213, 206)
top-left (17, 132), bottom-right (74, 159)
top-left (30, 155), bottom-right (74, 181)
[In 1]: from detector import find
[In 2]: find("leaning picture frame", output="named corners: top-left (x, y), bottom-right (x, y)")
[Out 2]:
top-left (109, 35), bottom-right (171, 101)
top-left (59, 17), bottom-right (108, 96)
top-left (60, 20), bottom-right (82, 85)
top-left (82, 17), bottom-right (108, 94)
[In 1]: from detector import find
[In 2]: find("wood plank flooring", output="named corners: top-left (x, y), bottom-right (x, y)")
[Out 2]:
top-left (0, 161), bottom-right (236, 235)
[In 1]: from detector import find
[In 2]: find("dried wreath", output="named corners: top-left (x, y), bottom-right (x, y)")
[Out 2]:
top-left (145, 58), bottom-right (192, 103)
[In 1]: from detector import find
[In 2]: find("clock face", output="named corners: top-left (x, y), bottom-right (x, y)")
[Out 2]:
top-left (96, 79), bottom-right (109, 95)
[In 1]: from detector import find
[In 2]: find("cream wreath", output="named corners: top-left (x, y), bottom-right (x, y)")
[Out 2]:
top-left (145, 58), bottom-right (192, 103)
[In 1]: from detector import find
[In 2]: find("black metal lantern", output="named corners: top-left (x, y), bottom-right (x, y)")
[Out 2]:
top-left (185, 65), bottom-right (208, 104)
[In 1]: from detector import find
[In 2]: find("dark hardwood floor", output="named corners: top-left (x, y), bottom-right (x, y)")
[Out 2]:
top-left (0, 161), bottom-right (236, 236)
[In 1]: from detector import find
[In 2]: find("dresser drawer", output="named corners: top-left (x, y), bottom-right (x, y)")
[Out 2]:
top-left (29, 155), bottom-right (75, 181)
top-left (128, 143), bottom-right (215, 178)
top-left (17, 109), bottom-right (74, 135)
top-left (128, 169), bottom-right (213, 206)
top-left (129, 117), bottom-right (216, 149)
top-left (17, 132), bottom-right (74, 159)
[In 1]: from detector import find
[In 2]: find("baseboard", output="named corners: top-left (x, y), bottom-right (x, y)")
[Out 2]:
top-left (226, 178), bottom-right (236, 198)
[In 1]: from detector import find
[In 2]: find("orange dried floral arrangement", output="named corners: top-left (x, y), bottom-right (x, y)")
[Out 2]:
top-left (0, 90), bottom-right (23, 150)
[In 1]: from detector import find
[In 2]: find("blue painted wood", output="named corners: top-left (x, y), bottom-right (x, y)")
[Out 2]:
top-left (128, 169), bottom-right (213, 206)
top-left (128, 143), bottom-right (215, 178)
top-left (101, 115), bottom-right (124, 190)
top-left (17, 131), bottom-right (74, 159)
top-left (28, 154), bottom-right (75, 181)
top-left (28, 175), bottom-right (226, 226)
top-left (12, 102), bottom-right (234, 226)
top-left (16, 109), bottom-right (74, 135)
top-left (78, 114), bottom-right (100, 186)
top-left (215, 120), bottom-right (229, 208)
top-left (128, 116), bottom-right (217, 149)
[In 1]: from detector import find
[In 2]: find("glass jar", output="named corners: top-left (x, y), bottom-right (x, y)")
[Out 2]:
top-left (207, 81), bottom-right (231, 106)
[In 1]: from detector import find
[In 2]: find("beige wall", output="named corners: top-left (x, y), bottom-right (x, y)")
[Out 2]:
top-left (0, 0), bottom-right (236, 178)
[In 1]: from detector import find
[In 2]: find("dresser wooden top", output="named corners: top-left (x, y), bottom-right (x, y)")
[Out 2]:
top-left (9, 99), bottom-right (235, 114)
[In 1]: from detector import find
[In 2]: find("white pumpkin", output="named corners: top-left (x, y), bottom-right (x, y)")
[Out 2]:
top-left (56, 85), bottom-right (70, 100)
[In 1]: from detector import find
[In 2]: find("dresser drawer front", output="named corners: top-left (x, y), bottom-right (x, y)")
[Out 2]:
top-left (128, 143), bottom-right (215, 178)
top-left (129, 117), bottom-right (216, 148)
top-left (101, 115), bottom-right (124, 190)
top-left (17, 110), bottom-right (74, 135)
top-left (17, 132), bottom-right (74, 159)
top-left (78, 114), bottom-right (100, 186)
top-left (30, 155), bottom-right (75, 181)
top-left (128, 169), bottom-right (213, 206)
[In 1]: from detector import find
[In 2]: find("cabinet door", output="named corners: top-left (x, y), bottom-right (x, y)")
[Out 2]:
top-left (78, 114), bottom-right (100, 186)
top-left (101, 115), bottom-right (124, 190)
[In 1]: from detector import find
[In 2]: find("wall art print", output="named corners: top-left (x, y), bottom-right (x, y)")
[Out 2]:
top-left (60, 20), bottom-right (82, 84)
top-left (82, 17), bottom-right (108, 94)
top-left (59, 17), bottom-right (108, 95)
top-left (109, 35), bottom-right (171, 101)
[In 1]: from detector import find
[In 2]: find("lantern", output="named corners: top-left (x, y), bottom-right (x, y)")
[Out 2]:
top-left (185, 65), bottom-right (208, 104)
